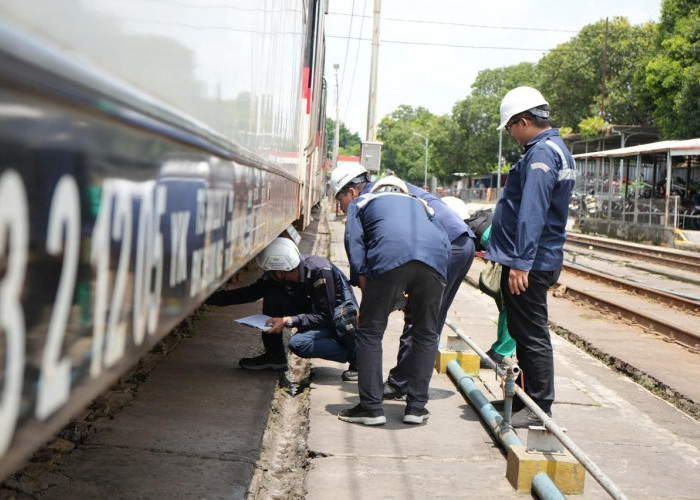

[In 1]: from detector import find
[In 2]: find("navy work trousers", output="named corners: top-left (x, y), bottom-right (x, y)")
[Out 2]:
top-left (500, 265), bottom-right (561, 414)
top-left (388, 235), bottom-right (475, 389)
top-left (356, 261), bottom-right (445, 412)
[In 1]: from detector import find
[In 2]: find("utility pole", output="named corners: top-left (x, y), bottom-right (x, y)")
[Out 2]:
top-left (601, 17), bottom-right (608, 120)
top-left (412, 132), bottom-right (429, 188)
top-left (366, 0), bottom-right (381, 141)
top-left (332, 63), bottom-right (340, 170)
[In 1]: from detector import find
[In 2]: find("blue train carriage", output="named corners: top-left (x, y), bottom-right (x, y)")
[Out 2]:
top-left (0, 0), bottom-right (327, 477)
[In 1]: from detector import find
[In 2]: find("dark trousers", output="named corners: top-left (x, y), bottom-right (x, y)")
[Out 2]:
top-left (356, 261), bottom-right (445, 411)
top-left (500, 266), bottom-right (560, 414)
top-left (388, 235), bottom-right (475, 389)
top-left (261, 287), bottom-right (310, 362)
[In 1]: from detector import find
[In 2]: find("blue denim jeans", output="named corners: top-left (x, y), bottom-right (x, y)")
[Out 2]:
top-left (288, 328), bottom-right (353, 364)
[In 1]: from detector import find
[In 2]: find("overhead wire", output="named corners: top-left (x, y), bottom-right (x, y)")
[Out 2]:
top-left (341, 0), bottom-right (368, 123)
top-left (339, 0), bottom-right (357, 94)
top-left (328, 12), bottom-right (579, 34)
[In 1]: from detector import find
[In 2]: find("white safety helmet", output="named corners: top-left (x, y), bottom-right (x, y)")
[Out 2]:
top-left (330, 163), bottom-right (369, 197)
top-left (370, 175), bottom-right (408, 194)
top-left (497, 86), bottom-right (549, 130)
top-left (256, 237), bottom-right (300, 271)
top-left (440, 196), bottom-right (470, 220)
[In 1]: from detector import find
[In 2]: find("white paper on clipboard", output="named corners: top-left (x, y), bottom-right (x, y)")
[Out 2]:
top-left (235, 314), bottom-right (272, 331)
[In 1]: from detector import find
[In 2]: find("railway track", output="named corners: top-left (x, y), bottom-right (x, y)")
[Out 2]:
top-left (566, 233), bottom-right (700, 274)
top-left (558, 262), bottom-right (700, 351)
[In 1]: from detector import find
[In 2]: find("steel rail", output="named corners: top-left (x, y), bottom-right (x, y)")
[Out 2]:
top-left (559, 266), bottom-right (700, 350)
top-left (561, 262), bottom-right (700, 315)
top-left (565, 234), bottom-right (700, 274)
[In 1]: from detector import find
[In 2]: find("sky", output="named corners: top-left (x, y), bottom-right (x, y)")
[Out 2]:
top-left (324, 0), bottom-right (663, 140)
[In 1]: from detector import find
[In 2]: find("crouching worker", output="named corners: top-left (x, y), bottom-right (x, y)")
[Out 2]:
top-left (206, 237), bottom-right (359, 380)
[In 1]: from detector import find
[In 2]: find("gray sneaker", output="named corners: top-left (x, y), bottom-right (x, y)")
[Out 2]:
top-left (509, 408), bottom-right (552, 428)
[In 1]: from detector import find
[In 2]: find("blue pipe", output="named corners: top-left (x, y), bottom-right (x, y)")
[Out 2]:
top-left (533, 473), bottom-right (567, 500)
top-left (446, 360), bottom-right (566, 499)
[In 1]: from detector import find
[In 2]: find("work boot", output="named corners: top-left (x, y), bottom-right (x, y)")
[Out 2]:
top-left (337, 404), bottom-right (386, 426)
top-left (239, 352), bottom-right (287, 371)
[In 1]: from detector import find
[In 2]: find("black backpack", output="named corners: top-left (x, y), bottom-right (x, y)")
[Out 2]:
top-left (464, 209), bottom-right (493, 251)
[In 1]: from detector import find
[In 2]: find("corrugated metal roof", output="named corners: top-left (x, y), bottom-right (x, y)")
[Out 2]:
top-left (573, 138), bottom-right (700, 159)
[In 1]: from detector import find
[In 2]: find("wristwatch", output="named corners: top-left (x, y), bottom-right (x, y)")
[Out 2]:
top-left (285, 317), bottom-right (294, 328)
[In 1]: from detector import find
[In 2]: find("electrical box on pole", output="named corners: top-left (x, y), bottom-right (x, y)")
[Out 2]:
top-left (361, 141), bottom-right (382, 172)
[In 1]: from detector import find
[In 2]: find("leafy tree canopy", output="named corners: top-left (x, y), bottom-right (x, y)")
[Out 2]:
top-left (644, 0), bottom-right (700, 139)
top-left (326, 118), bottom-right (361, 157)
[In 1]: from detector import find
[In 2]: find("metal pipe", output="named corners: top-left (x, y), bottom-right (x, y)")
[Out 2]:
top-left (447, 360), bottom-right (522, 449)
top-left (446, 360), bottom-right (565, 500)
top-left (443, 320), bottom-right (630, 500)
top-left (533, 473), bottom-right (567, 500)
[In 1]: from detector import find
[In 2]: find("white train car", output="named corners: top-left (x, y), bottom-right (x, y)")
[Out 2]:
top-left (0, 0), bottom-right (327, 477)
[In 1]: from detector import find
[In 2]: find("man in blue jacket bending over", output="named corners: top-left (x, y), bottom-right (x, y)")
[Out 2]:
top-left (333, 176), bottom-right (451, 425)
top-left (330, 165), bottom-right (475, 401)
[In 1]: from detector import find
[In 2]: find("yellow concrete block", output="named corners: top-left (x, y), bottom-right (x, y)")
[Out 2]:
top-left (506, 445), bottom-right (585, 494)
top-left (435, 348), bottom-right (480, 375)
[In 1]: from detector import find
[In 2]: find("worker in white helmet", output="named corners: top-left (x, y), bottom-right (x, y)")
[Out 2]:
top-left (331, 166), bottom-right (475, 403)
top-left (206, 237), bottom-right (359, 379)
top-left (487, 86), bottom-right (575, 428)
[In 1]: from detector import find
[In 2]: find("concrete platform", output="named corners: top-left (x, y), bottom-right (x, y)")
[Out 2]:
top-left (304, 208), bottom-right (700, 499)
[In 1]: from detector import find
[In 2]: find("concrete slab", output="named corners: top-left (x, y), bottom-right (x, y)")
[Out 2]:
top-left (307, 210), bottom-right (700, 499)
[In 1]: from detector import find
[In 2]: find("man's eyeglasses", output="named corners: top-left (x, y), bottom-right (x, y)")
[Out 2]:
top-left (505, 117), bottom-right (520, 133)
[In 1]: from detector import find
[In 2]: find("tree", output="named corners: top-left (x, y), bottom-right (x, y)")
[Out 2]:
top-left (537, 17), bottom-right (657, 129)
top-left (325, 119), bottom-right (362, 157)
top-left (644, 0), bottom-right (700, 138)
top-left (448, 63), bottom-right (542, 174)
top-left (376, 106), bottom-right (447, 184)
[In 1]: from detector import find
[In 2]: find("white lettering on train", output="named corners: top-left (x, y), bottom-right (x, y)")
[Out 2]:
top-left (170, 211), bottom-right (190, 287)
top-left (36, 175), bottom-right (80, 420)
top-left (0, 170), bottom-right (28, 455)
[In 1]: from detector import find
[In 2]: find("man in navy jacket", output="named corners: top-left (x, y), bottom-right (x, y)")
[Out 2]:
top-left (487, 86), bottom-right (575, 427)
top-left (330, 166), bottom-right (475, 401)
top-left (207, 238), bottom-right (358, 379)
top-left (332, 177), bottom-right (450, 426)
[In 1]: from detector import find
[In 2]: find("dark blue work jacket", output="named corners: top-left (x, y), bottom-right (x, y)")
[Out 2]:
top-left (344, 191), bottom-right (451, 284)
top-left (485, 129), bottom-right (575, 271)
top-left (362, 182), bottom-right (474, 243)
top-left (206, 255), bottom-right (357, 333)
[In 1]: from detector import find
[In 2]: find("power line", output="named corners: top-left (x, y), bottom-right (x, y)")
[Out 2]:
top-left (326, 35), bottom-right (589, 53)
top-left (342, 0), bottom-right (368, 122)
top-left (328, 12), bottom-right (578, 34)
top-left (339, 0), bottom-right (357, 94)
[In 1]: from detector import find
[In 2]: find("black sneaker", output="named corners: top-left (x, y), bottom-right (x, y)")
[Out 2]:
top-left (509, 408), bottom-right (552, 428)
top-left (382, 381), bottom-right (407, 401)
top-left (338, 404), bottom-right (386, 426)
top-left (480, 349), bottom-right (505, 369)
top-left (341, 364), bottom-right (358, 381)
top-left (403, 407), bottom-right (430, 425)
top-left (239, 353), bottom-right (287, 371)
